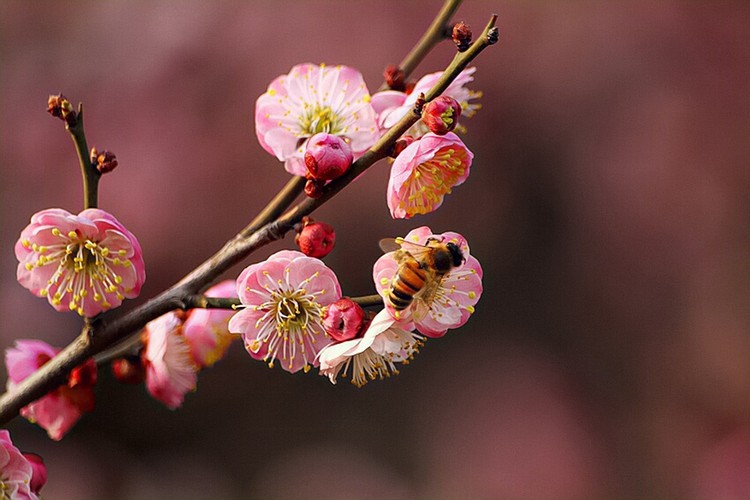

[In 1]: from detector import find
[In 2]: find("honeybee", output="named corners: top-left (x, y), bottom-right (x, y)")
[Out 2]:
top-left (379, 236), bottom-right (465, 315)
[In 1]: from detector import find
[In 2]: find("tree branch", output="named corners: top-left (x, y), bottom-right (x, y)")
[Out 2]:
top-left (0, 12), bottom-right (499, 427)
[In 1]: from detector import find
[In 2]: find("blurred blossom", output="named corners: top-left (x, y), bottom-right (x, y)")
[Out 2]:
top-left (228, 250), bottom-right (342, 373)
top-left (371, 67), bottom-right (481, 137)
top-left (374, 226), bottom-right (482, 337)
top-left (386, 133), bottom-right (473, 219)
top-left (22, 453), bottom-right (47, 497)
top-left (183, 280), bottom-right (237, 368)
top-left (5, 340), bottom-right (97, 441)
top-left (317, 309), bottom-right (423, 387)
top-left (141, 312), bottom-right (198, 409)
top-left (255, 63), bottom-right (379, 176)
top-left (0, 430), bottom-right (38, 500)
top-left (15, 208), bottom-right (146, 317)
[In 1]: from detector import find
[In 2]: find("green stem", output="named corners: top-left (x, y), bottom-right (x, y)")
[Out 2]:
top-left (68, 104), bottom-right (101, 209)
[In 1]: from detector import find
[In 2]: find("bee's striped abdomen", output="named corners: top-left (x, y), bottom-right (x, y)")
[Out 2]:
top-left (386, 259), bottom-right (427, 310)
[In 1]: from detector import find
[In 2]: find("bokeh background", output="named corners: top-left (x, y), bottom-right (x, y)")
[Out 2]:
top-left (1, 1), bottom-right (748, 498)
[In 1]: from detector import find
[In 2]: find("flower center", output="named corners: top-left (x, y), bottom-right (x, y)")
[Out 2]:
top-left (399, 146), bottom-right (468, 216)
top-left (299, 104), bottom-right (344, 136)
top-left (22, 227), bottom-right (133, 316)
top-left (249, 272), bottom-right (329, 372)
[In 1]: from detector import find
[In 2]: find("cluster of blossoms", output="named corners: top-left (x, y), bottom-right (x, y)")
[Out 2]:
top-left (255, 63), bottom-right (481, 221)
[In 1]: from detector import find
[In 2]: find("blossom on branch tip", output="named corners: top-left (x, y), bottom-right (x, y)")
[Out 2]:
top-left (317, 309), bottom-right (424, 387)
top-left (141, 312), bottom-right (198, 410)
top-left (387, 132), bottom-right (473, 219)
top-left (15, 208), bottom-right (146, 317)
top-left (0, 430), bottom-right (39, 499)
top-left (228, 250), bottom-right (342, 373)
top-left (371, 67), bottom-right (481, 137)
top-left (255, 63), bottom-right (379, 176)
top-left (183, 280), bottom-right (237, 368)
top-left (422, 96), bottom-right (462, 135)
top-left (5, 340), bottom-right (97, 441)
top-left (373, 226), bottom-right (483, 338)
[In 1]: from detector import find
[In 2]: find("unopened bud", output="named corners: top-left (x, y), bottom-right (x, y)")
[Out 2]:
top-left (68, 359), bottom-right (97, 388)
top-left (294, 217), bottom-right (335, 258)
top-left (23, 453), bottom-right (47, 495)
top-left (452, 22), bottom-right (473, 52)
top-left (422, 96), bottom-right (462, 135)
top-left (304, 178), bottom-right (325, 199)
top-left (389, 135), bottom-right (416, 158)
top-left (304, 133), bottom-right (353, 181)
top-left (383, 64), bottom-right (406, 92)
top-left (112, 356), bottom-right (146, 385)
top-left (323, 298), bottom-right (367, 341)
top-left (47, 93), bottom-right (77, 127)
top-left (91, 148), bottom-right (118, 174)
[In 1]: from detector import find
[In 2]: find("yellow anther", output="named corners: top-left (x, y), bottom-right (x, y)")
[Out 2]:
top-left (123, 260), bottom-right (132, 268)
top-left (101, 300), bottom-right (111, 308)
top-left (22, 239), bottom-right (31, 248)
top-left (68, 231), bottom-right (77, 239)
top-left (468, 291), bottom-right (476, 299)
top-left (93, 293), bottom-right (102, 302)
top-left (69, 301), bottom-right (77, 311)
top-left (303, 364), bottom-right (311, 373)
top-left (39, 289), bottom-right (48, 297)
top-left (118, 249), bottom-right (127, 256)
top-left (51, 228), bottom-right (61, 236)
top-left (108, 285), bottom-right (117, 293)
top-left (114, 276), bottom-right (123, 284)
top-left (268, 89), bottom-right (277, 96)
top-left (25, 263), bottom-right (34, 271)
top-left (466, 305), bottom-right (475, 314)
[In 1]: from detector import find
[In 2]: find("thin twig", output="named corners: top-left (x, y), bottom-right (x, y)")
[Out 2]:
top-left (68, 104), bottom-right (100, 209)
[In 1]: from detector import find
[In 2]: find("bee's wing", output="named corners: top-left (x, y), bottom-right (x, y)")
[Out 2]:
top-left (379, 237), bottom-right (433, 259)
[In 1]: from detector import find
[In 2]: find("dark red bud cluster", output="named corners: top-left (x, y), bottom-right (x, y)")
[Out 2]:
top-left (47, 93), bottom-right (77, 127)
top-left (294, 216), bottom-right (335, 258)
top-left (91, 148), bottom-right (118, 174)
top-left (452, 22), bottom-right (473, 52)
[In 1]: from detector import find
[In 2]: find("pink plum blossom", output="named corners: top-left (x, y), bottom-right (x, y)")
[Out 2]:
top-left (228, 250), bottom-right (342, 373)
top-left (255, 63), bottom-right (379, 176)
top-left (422, 96), bottom-right (462, 135)
top-left (183, 280), bottom-right (237, 368)
top-left (317, 309), bottom-right (424, 387)
top-left (387, 132), bottom-right (473, 219)
top-left (15, 208), bottom-right (146, 317)
top-left (5, 340), bottom-right (97, 441)
top-left (373, 226), bottom-right (483, 338)
top-left (371, 67), bottom-right (481, 137)
top-left (0, 430), bottom-right (38, 499)
top-left (141, 312), bottom-right (198, 410)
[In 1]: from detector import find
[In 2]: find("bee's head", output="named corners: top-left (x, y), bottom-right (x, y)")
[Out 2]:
top-left (446, 242), bottom-right (465, 267)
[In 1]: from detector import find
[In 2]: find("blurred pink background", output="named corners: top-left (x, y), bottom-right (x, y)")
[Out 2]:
top-left (1, 1), bottom-right (748, 498)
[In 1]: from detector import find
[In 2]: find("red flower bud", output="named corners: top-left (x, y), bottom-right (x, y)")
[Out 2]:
top-left (304, 178), bottom-right (325, 198)
top-left (304, 133), bottom-right (353, 181)
top-left (23, 453), bottom-right (47, 495)
top-left (452, 22), bottom-right (473, 52)
top-left (383, 64), bottom-right (406, 91)
top-left (422, 96), bottom-right (462, 135)
top-left (91, 148), bottom-right (118, 174)
top-left (112, 356), bottom-right (146, 385)
top-left (294, 217), bottom-right (335, 258)
top-left (323, 298), bottom-right (367, 341)
top-left (389, 135), bottom-right (416, 158)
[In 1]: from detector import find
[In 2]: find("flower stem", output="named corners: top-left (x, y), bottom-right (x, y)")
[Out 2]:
top-left (239, 176), bottom-right (305, 238)
top-left (68, 104), bottom-right (101, 209)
